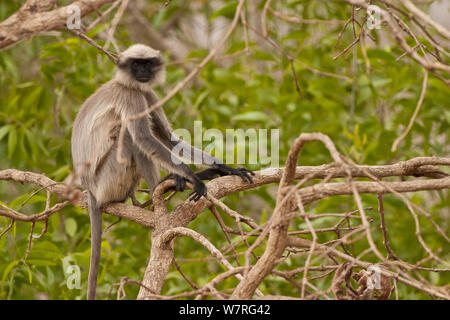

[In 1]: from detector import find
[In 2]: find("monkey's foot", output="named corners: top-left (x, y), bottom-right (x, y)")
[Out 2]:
top-left (189, 180), bottom-right (206, 202)
top-left (160, 174), bottom-right (206, 202)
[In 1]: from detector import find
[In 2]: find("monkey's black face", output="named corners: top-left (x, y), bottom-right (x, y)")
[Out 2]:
top-left (123, 58), bottom-right (163, 83)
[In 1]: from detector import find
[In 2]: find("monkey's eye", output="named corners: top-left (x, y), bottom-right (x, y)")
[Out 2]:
top-left (131, 61), bottom-right (139, 68)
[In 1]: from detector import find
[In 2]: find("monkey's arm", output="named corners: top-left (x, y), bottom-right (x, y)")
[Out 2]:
top-left (149, 106), bottom-right (221, 165)
top-left (125, 96), bottom-right (206, 201)
top-left (150, 107), bottom-right (254, 183)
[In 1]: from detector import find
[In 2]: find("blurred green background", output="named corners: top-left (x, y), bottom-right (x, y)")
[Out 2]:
top-left (0, 0), bottom-right (448, 299)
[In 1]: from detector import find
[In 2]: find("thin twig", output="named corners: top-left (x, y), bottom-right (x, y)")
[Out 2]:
top-left (392, 70), bottom-right (429, 152)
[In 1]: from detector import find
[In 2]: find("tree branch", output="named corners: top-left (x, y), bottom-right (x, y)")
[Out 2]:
top-left (0, 0), bottom-right (118, 50)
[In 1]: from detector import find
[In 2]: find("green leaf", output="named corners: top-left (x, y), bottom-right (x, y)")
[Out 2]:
top-left (213, 69), bottom-right (232, 82)
top-left (0, 125), bottom-right (10, 141)
top-left (26, 259), bottom-right (58, 267)
top-left (46, 266), bottom-right (55, 288)
top-left (65, 218), bottom-right (78, 238)
top-left (2, 260), bottom-right (19, 284)
top-left (5, 95), bottom-right (19, 111)
top-left (216, 105), bottom-right (233, 116)
top-left (51, 165), bottom-right (71, 182)
top-left (209, 2), bottom-right (237, 21)
top-left (16, 82), bottom-right (35, 89)
top-left (153, 9), bottom-right (167, 28)
top-left (24, 129), bottom-right (39, 162)
top-left (23, 86), bottom-right (43, 111)
top-left (253, 50), bottom-right (277, 62)
top-left (24, 263), bottom-right (33, 284)
top-left (33, 241), bottom-right (62, 254)
top-left (193, 91), bottom-right (209, 110)
top-left (260, 209), bottom-right (267, 224)
top-left (10, 194), bottom-right (46, 209)
top-left (186, 49), bottom-right (208, 59)
top-left (372, 77), bottom-right (392, 88)
top-left (232, 111), bottom-right (270, 122)
top-left (357, 74), bottom-right (370, 86)
top-left (7, 126), bottom-right (17, 158)
top-left (367, 49), bottom-right (395, 62)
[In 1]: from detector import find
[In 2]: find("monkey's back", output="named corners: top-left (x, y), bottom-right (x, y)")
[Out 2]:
top-left (71, 81), bottom-right (141, 204)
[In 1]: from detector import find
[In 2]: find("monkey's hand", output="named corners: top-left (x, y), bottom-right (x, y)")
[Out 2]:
top-left (214, 164), bottom-right (255, 183)
top-left (160, 173), bottom-right (187, 192)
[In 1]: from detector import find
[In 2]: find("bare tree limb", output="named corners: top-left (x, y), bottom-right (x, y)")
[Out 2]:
top-left (0, 0), bottom-right (119, 50)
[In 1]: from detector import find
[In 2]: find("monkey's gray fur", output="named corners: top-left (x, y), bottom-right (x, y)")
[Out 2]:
top-left (71, 44), bottom-right (253, 300)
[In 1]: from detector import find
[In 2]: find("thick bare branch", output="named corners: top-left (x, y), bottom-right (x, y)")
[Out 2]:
top-left (0, 0), bottom-right (118, 50)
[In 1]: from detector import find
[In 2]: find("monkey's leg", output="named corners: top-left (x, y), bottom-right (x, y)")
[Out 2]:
top-left (135, 153), bottom-right (159, 192)
top-left (126, 133), bottom-right (160, 193)
top-left (126, 111), bottom-right (206, 201)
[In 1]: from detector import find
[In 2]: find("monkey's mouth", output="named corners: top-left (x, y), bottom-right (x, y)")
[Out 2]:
top-left (136, 77), bottom-right (152, 83)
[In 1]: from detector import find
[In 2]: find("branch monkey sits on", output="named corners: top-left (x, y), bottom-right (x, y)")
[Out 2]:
top-left (71, 44), bottom-right (254, 300)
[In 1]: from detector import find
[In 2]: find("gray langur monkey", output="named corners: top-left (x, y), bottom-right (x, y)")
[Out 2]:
top-left (71, 44), bottom-right (254, 300)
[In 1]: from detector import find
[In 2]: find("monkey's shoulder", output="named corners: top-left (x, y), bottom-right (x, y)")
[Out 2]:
top-left (75, 81), bottom-right (164, 128)
top-left (80, 81), bottom-right (144, 111)
top-left (105, 81), bottom-right (160, 106)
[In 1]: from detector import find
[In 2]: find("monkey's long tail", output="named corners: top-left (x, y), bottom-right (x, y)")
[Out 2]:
top-left (87, 192), bottom-right (102, 300)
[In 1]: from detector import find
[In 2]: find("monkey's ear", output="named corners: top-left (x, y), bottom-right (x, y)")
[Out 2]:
top-left (117, 56), bottom-right (127, 69)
